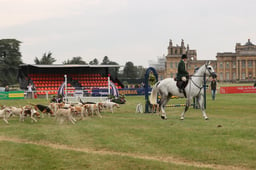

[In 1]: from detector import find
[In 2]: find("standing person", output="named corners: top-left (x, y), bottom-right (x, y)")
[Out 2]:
top-left (211, 78), bottom-right (217, 100)
top-left (27, 83), bottom-right (33, 99)
top-left (176, 54), bottom-right (189, 93)
top-left (4, 85), bottom-right (9, 92)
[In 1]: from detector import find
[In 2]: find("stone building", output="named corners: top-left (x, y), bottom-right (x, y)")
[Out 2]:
top-left (216, 39), bottom-right (256, 82)
top-left (151, 39), bottom-right (256, 82)
top-left (154, 39), bottom-right (216, 80)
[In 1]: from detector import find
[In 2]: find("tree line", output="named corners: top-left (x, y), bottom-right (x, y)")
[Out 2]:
top-left (0, 39), bottom-right (146, 87)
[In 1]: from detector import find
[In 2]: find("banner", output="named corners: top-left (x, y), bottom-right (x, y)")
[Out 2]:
top-left (90, 88), bottom-right (150, 96)
top-left (0, 91), bottom-right (24, 100)
top-left (220, 86), bottom-right (256, 94)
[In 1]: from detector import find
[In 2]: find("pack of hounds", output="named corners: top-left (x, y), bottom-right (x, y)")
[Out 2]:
top-left (0, 100), bottom-right (120, 125)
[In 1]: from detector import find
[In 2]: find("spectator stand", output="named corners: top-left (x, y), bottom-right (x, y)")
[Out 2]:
top-left (18, 64), bottom-right (123, 102)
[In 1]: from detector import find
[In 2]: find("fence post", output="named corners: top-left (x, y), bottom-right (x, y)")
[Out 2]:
top-left (203, 73), bottom-right (206, 109)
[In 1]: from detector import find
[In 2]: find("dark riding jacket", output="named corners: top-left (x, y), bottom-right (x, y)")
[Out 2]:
top-left (211, 80), bottom-right (217, 90)
top-left (176, 59), bottom-right (189, 81)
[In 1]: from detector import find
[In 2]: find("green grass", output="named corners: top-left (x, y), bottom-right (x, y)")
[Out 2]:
top-left (0, 93), bottom-right (256, 170)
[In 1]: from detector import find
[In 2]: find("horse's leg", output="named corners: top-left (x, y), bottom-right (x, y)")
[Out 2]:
top-left (159, 94), bottom-right (170, 120)
top-left (197, 95), bottom-right (208, 120)
top-left (180, 99), bottom-right (190, 120)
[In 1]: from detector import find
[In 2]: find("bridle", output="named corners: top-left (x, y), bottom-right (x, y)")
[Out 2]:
top-left (188, 64), bottom-right (216, 96)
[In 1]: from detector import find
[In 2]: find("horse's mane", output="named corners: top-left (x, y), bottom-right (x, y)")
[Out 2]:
top-left (193, 63), bottom-right (209, 77)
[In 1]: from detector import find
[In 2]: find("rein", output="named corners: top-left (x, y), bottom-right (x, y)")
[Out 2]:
top-left (187, 64), bottom-right (212, 96)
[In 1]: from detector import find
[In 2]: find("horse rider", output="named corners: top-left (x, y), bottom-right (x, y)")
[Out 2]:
top-left (176, 54), bottom-right (189, 94)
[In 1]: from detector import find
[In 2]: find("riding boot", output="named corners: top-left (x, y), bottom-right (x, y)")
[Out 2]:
top-left (178, 81), bottom-right (183, 93)
top-left (183, 88), bottom-right (187, 98)
top-left (179, 88), bottom-right (183, 93)
top-left (181, 82), bottom-right (186, 97)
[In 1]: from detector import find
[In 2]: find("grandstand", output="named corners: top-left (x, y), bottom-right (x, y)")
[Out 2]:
top-left (18, 64), bottom-right (123, 97)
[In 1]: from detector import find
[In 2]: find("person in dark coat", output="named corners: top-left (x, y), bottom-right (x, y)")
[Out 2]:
top-left (176, 54), bottom-right (189, 93)
top-left (211, 78), bottom-right (217, 100)
top-left (4, 86), bottom-right (9, 92)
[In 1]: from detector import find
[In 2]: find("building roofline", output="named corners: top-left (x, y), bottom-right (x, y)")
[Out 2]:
top-left (19, 64), bottom-right (122, 68)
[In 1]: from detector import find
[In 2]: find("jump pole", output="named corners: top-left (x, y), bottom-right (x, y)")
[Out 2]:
top-left (203, 73), bottom-right (206, 109)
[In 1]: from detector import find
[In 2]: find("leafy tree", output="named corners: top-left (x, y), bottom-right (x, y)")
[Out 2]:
top-left (34, 52), bottom-right (56, 64)
top-left (136, 66), bottom-right (146, 79)
top-left (100, 56), bottom-right (119, 77)
top-left (89, 58), bottom-right (99, 65)
top-left (63, 56), bottom-right (87, 64)
top-left (0, 39), bottom-right (23, 86)
top-left (123, 61), bottom-right (137, 79)
top-left (101, 56), bottom-right (111, 65)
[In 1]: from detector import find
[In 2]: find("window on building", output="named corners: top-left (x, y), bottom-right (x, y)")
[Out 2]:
top-left (226, 72), bottom-right (230, 80)
top-left (248, 72), bottom-right (252, 79)
top-left (232, 61), bottom-right (236, 68)
top-left (219, 62), bottom-right (223, 69)
top-left (226, 62), bottom-right (229, 68)
top-left (219, 72), bottom-right (223, 81)
top-left (248, 60), bottom-right (252, 68)
top-left (170, 62), bottom-right (173, 68)
top-left (242, 72), bottom-right (246, 79)
top-left (242, 60), bottom-right (246, 68)
top-left (170, 73), bottom-right (173, 78)
top-left (175, 62), bottom-right (178, 68)
top-left (232, 72), bottom-right (236, 80)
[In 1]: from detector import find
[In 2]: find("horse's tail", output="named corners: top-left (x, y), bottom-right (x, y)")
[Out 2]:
top-left (149, 81), bottom-right (160, 105)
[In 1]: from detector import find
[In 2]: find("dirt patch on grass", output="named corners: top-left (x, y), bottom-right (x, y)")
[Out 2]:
top-left (0, 136), bottom-right (249, 170)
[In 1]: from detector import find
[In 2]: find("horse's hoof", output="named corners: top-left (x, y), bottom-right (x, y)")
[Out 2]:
top-left (205, 117), bottom-right (208, 120)
top-left (161, 116), bottom-right (167, 120)
top-left (180, 117), bottom-right (184, 120)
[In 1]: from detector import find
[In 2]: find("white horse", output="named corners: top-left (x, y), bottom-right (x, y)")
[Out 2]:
top-left (149, 62), bottom-right (216, 120)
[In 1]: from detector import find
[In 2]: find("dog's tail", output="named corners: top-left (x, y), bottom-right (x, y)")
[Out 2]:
top-left (79, 98), bottom-right (85, 105)
top-left (28, 102), bottom-right (36, 106)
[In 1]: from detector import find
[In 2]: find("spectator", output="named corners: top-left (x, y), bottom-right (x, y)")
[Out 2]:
top-left (27, 83), bottom-right (33, 98)
top-left (210, 78), bottom-right (217, 100)
top-left (4, 85), bottom-right (9, 92)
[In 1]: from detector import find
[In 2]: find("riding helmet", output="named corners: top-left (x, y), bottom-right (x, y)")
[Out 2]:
top-left (181, 54), bottom-right (187, 59)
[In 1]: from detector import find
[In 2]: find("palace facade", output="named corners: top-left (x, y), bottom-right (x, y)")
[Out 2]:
top-left (217, 39), bottom-right (256, 82)
top-left (151, 39), bottom-right (256, 82)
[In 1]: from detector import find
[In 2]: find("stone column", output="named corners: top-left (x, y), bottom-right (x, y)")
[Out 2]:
top-left (253, 60), bottom-right (256, 79)
top-left (236, 60), bottom-right (239, 80)
top-left (245, 59), bottom-right (248, 78)
top-left (240, 60), bottom-right (242, 80)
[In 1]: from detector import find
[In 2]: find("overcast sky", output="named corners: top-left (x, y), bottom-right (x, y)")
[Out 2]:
top-left (1, 0), bottom-right (256, 67)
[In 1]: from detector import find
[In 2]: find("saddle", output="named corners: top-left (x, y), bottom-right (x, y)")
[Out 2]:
top-left (176, 79), bottom-right (189, 97)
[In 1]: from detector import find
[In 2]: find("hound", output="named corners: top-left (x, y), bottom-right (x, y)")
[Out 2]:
top-left (20, 105), bottom-right (40, 123)
top-left (55, 108), bottom-right (77, 124)
top-left (103, 101), bottom-right (120, 113)
top-left (70, 105), bottom-right (87, 120)
top-left (30, 103), bottom-right (54, 117)
top-left (8, 106), bottom-right (23, 117)
top-left (84, 103), bottom-right (102, 118)
top-left (0, 108), bottom-right (12, 124)
top-left (48, 102), bottom-right (66, 114)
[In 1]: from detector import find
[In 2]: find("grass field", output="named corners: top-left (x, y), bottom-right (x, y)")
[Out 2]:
top-left (0, 93), bottom-right (256, 170)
